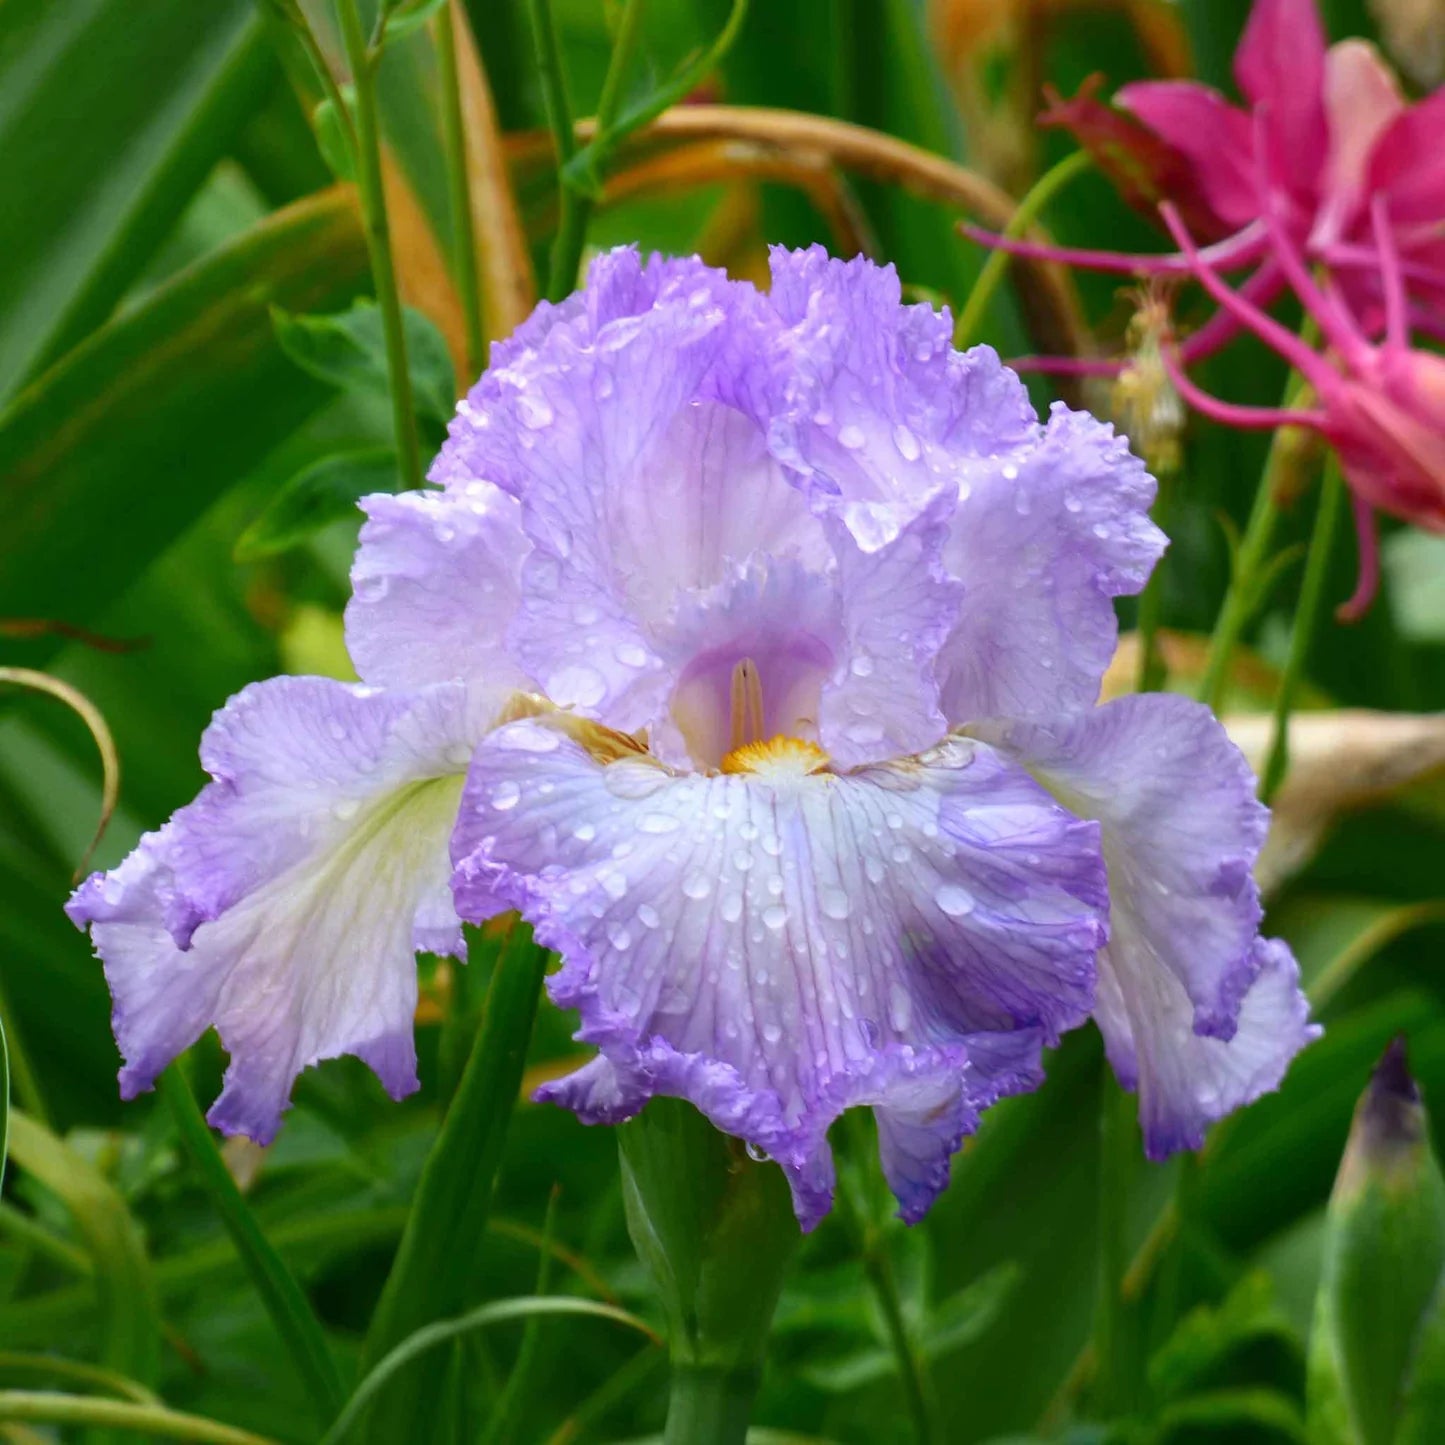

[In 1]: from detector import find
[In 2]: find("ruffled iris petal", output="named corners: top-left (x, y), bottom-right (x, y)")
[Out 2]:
top-left (451, 716), bottom-right (1107, 1226)
top-left (975, 693), bottom-right (1319, 1156)
top-left (936, 406), bottom-right (1164, 723)
top-left (346, 482), bottom-right (533, 697)
top-left (68, 676), bottom-right (489, 1142)
top-left (761, 246), bottom-right (1164, 722)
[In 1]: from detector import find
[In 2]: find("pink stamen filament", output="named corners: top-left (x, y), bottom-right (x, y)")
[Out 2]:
top-left (1158, 203), bottom-right (1342, 395)
top-left (1338, 494), bottom-right (1380, 622)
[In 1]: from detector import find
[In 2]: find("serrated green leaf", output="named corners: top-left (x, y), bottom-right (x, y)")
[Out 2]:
top-left (271, 299), bottom-right (455, 423)
top-left (0, 187), bottom-right (370, 669)
top-left (234, 446), bottom-right (398, 561)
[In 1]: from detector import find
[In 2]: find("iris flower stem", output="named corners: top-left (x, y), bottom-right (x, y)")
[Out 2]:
top-left (1092, 1072), bottom-right (1137, 1417)
top-left (1197, 318), bottom-right (1321, 714)
top-left (336, 0), bottom-right (424, 493)
top-left (954, 150), bottom-right (1091, 349)
top-left (1260, 456), bottom-right (1345, 804)
top-left (532, 0), bottom-right (646, 302)
top-left (663, 1365), bottom-right (762, 1445)
top-left (434, 2), bottom-right (485, 378)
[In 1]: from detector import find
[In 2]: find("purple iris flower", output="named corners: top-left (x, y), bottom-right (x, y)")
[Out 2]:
top-left (68, 246), bottom-right (1317, 1228)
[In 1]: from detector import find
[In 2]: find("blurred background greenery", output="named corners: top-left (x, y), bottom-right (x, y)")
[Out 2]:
top-left (2, 1), bottom-right (1445, 1441)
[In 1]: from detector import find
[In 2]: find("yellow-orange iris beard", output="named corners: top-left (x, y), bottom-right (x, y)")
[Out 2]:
top-left (719, 735), bottom-right (831, 778)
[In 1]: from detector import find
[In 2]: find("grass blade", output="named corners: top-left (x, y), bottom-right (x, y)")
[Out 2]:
top-left (326, 1297), bottom-right (656, 1445)
top-left (356, 921), bottom-right (549, 1442)
top-left (4, 1111), bottom-right (161, 1401)
top-left (158, 1067), bottom-right (345, 1425)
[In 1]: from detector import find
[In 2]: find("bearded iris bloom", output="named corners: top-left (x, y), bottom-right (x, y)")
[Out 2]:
top-left (69, 247), bottom-right (1317, 1226)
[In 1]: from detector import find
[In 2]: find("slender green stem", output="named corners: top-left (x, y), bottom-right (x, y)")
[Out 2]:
top-left (434, 2), bottom-right (484, 378)
top-left (0, 1354), bottom-right (158, 1405)
top-left (663, 1365), bottom-right (760, 1445)
top-left (861, 1236), bottom-right (934, 1445)
top-left (1260, 457), bottom-right (1346, 804)
top-left (1093, 1073), bottom-right (1136, 1417)
top-left (158, 1068), bottom-right (344, 1424)
top-left (1196, 458), bottom-right (1285, 714)
top-left (0, 1392), bottom-right (279, 1445)
top-left (336, 0), bottom-right (424, 492)
top-left (527, 0), bottom-right (580, 302)
top-left (594, 0), bottom-right (648, 130)
top-left (954, 150), bottom-right (1092, 348)
top-left (531, 0), bottom-right (647, 300)
top-left (1135, 466), bottom-right (1176, 692)
top-left (286, 7), bottom-right (360, 160)
top-left (1197, 320), bottom-right (1320, 714)
top-left (839, 1116), bottom-right (936, 1444)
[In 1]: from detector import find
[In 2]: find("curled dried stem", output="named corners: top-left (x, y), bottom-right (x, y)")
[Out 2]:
top-left (0, 668), bottom-right (119, 881)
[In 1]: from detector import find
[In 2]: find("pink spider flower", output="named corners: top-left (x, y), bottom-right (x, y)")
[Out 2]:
top-left (1157, 195), bottom-right (1445, 619)
top-left (965, 0), bottom-right (1445, 374)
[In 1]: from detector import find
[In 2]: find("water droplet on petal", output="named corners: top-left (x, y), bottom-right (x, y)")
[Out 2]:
top-left (892, 423), bottom-right (921, 461)
top-left (761, 1023), bottom-right (783, 1045)
top-left (333, 798), bottom-right (360, 821)
top-left (682, 872), bottom-right (712, 900)
top-left (720, 893), bottom-right (743, 923)
top-left (614, 640), bottom-right (649, 668)
top-left (518, 393), bottom-right (554, 429)
top-left (935, 883), bottom-right (975, 917)
top-left (888, 981), bottom-right (913, 1031)
top-left (850, 653), bottom-right (875, 678)
top-left (638, 812), bottom-right (682, 835)
top-left (547, 664), bottom-right (606, 709)
top-left (762, 904), bottom-right (788, 930)
top-left (820, 887), bottom-right (850, 920)
top-left (838, 424), bottom-right (866, 450)
top-left (490, 780), bottom-right (521, 811)
top-left (637, 902), bottom-right (661, 928)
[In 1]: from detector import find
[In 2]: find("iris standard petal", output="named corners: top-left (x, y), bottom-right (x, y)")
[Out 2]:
top-left (346, 481), bottom-right (533, 696)
top-left (817, 492), bottom-right (961, 767)
top-left (765, 245), bottom-right (1039, 550)
top-left (936, 407), bottom-right (1164, 724)
top-left (973, 692), bottom-right (1319, 1156)
top-left (762, 247), bottom-right (1163, 722)
top-left (451, 715), bottom-right (1108, 1226)
top-left (67, 676), bottom-right (490, 1142)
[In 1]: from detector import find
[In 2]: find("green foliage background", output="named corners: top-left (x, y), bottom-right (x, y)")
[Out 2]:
top-left (1, 1), bottom-right (1443, 1442)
